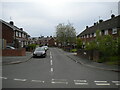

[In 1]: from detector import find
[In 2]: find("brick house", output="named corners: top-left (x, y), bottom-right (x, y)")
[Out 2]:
top-left (77, 14), bottom-right (120, 46)
top-left (77, 14), bottom-right (120, 61)
top-left (1, 19), bottom-right (30, 49)
top-left (30, 36), bottom-right (56, 47)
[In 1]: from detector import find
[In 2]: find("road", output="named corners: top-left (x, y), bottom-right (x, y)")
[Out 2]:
top-left (2, 48), bottom-right (119, 88)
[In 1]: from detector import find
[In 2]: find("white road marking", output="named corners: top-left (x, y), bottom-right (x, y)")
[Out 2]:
top-left (51, 79), bottom-right (68, 84)
top-left (94, 81), bottom-right (107, 83)
top-left (51, 68), bottom-right (53, 72)
top-left (31, 80), bottom-right (45, 83)
top-left (0, 77), bottom-right (7, 79)
top-left (74, 80), bottom-right (87, 82)
top-left (112, 81), bottom-right (120, 86)
top-left (94, 81), bottom-right (110, 86)
top-left (51, 81), bottom-right (68, 84)
top-left (74, 80), bottom-right (88, 85)
top-left (14, 78), bottom-right (27, 82)
top-left (50, 56), bottom-right (52, 59)
top-left (112, 81), bottom-right (120, 83)
top-left (95, 83), bottom-right (110, 85)
top-left (75, 83), bottom-right (88, 85)
top-left (50, 52), bottom-right (52, 56)
top-left (50, 60), bottom-right (53, 65)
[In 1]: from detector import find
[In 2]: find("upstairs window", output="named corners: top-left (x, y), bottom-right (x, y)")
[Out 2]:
top-left (94, 33), bottom-right (96, 37)
top-left (105, 30), bottom-right (108, 35)
top-left (112, 28), bottom-right (117, 34)
top-left (16, 31), bottom-right (18, 37)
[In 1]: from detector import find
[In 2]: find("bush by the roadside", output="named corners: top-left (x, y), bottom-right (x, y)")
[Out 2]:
top-left (97, 56), bottom-right (120, 65)
top-left (70, 49), bottom-right (77, 52)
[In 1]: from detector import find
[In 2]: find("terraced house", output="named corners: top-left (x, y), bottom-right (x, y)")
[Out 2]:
top-left (77, 14), bottom-right (120, 48)
top-left (1, 19), bottom-right (30, 49)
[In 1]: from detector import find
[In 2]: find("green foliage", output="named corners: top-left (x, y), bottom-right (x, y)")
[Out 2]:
top-left (27, 44), bottom-right (37, 50)
top-left (76, 38), bottom-right (82, 49)
top-left (70, 49), bottom-right (77, 52)
top-left (85, 30), bottom-right (119, 63)
top-left (85, 41), bottom-right (97, 51)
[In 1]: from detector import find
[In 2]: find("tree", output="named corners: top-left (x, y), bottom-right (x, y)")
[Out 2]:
top-left (56, 23), bottom-right (76, 47)
top-left (76, 38), bottom-right (82, 49)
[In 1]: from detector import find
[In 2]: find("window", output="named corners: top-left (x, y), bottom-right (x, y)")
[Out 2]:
top-left (94, 33), bottom-right (96, 37)
top-left (19, 32), bottom-right (21, 37)
top-left (112, 28), bottom-right (117, 34)
top-left (90, 34), bottom-right (92, 38)
top-left (16, 31), bottom-right (18, 37)
top-left (105, 30), bottom-right (108, 35)
top-left (99, 31), bottom-right (102, 36)
top-left (87, 34), bottom-right (89, 38)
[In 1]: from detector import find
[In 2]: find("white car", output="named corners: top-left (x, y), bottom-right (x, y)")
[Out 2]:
top-left (42, 46), bottom-right (48, 51)
top-left (6, 46), bottom-right (15, 49)
top-left (33, 47), bottom-right (46, 58)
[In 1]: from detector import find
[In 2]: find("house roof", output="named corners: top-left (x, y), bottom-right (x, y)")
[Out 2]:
top-left (78, 15), bottom-right (120, 37)
top-left (0, 19), bottom-right (30, 35)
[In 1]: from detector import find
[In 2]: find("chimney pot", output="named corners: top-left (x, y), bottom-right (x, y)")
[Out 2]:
top-left (86, 26), bottom-right (89, 29)
top-left (9, 21), bottom-right (14, 25)
top-left (20, 28), bottom-right (23, 31)
top-left (99, 19), bottom-right (103, 23)
top-left (111, 14), bottom-right (115, 18)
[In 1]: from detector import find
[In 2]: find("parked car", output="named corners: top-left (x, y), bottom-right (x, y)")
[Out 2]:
top-left (42, 46), bottom-right (48, 51)
top-left (33, 47), bottom-right (46, 58)
top-left (6, 46), bottom-right (15, 49)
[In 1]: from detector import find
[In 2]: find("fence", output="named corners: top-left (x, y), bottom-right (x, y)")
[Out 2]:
top-left (77, 49), bottom-right (100, 61)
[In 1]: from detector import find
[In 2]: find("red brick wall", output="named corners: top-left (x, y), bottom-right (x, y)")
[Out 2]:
top-left (2, 23), bottom-right (14, 44)
top-left (48, 38), bottom-right (55, 47)
top-left (2, 48), bottom-right (26, 56)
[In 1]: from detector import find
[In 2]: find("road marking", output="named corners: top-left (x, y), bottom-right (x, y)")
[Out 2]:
top-left (112, 81), bottom-right (120, 86)
top-left (50, 60), bottom-right (53, 65)
top-left (74, 80), bottom-right (87, 82)
top-left (31, 80), bottom-right (45, 83)
top-left (51, 68), bottom-right (53, 72)
top-left (0, 77), bottom-right (7, 79)
top-left (14, 78), bottom-right (27, 82)
top-left (51, 79), bottom-right (68, 84)
top-left (94, 81), bottom-right (107, 83)
top-left (95, 83), bottom-right (110, 85)
top-left (50, 52), bottom-right (52, 56)
top-left (74, 80), bottom-right (88, 85)
top-left (50, 56), bottom-right (52, 59)
top-left (94, 81), bottom-right (110, 86)
top-left (75, 83), bottom-right (88, 85)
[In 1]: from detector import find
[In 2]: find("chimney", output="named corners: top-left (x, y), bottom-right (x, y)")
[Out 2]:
top-left (94, 23), bottom-right (96, 25)
top-left (9, 21), bottom-right (14, 25)
top-left (99, 19), bottom-right (103, 23)
top-left (111, 14), bottom-right (115, 18)
top-left (20, 28), bottom-right (23, 31)
top-left (86, 26), bottom-right (89, 29)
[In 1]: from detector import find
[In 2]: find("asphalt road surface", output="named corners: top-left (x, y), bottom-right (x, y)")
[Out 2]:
top-left (2, 48), bottom-right (119, 88)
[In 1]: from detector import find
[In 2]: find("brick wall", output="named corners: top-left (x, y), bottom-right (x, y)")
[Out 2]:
top-left (2, 23), bottom-right (14, 44)
top-left (2, 48), bottom-right (26, 56)
top-left (77, 49), bottom-right (100, 61)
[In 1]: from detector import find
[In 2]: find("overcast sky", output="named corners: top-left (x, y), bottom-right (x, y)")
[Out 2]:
top-left (1, 0), bottom-right (119, 37)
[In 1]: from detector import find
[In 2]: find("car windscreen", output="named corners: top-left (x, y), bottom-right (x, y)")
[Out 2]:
top-left (35, 48), bottom-right (44, 51)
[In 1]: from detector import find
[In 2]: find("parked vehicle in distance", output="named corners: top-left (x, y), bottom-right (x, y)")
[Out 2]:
top-left (42, 46), bottom-right (48, 51)
top-left (6, 46), bottom-right (15, 49)
top-left (33, 47), bottom-right (46, 58)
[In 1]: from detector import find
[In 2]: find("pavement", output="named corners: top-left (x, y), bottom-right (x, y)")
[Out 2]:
top-left (64, 51), bottom-right (120, 72)
top-left (2, 52), bottom-right (32, 65)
